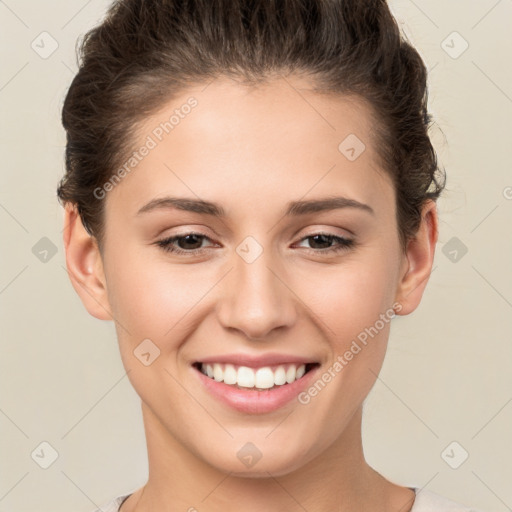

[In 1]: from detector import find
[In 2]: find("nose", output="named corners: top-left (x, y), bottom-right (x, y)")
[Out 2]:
top-left (217, 247), bottom-right (298, 340)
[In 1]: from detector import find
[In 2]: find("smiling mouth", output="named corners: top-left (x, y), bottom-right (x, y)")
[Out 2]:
top-left (192, 361), bottom-right (320, 391)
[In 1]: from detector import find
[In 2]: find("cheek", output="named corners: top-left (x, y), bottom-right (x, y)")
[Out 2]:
top-left (302, 255), bottom-right (397, 347)
top-left (104, 251), bottom-right (200, 342)
top-left (297, 256), bottom-right (397, 414)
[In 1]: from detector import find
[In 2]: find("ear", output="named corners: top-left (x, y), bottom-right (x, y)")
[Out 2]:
top-left (62, 203), bottom-right (113, 321)
top-left (394, 199), bottom-right (439, 316)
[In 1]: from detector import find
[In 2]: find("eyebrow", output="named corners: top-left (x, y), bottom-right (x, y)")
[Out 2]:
top-left (136, 196), bottom-right (375, 217)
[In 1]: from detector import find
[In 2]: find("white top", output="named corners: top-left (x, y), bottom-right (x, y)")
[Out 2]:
top-left (92, 487), bottom-right (485, 512)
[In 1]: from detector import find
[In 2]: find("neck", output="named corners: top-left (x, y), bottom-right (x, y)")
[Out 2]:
top-left (125, 402), bottom-right (415, 512)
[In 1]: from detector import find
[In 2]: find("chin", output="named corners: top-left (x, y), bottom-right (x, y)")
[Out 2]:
top-left (202, 442), bottom-right (313, 479)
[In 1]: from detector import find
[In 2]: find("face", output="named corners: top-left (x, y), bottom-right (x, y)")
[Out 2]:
top-left (67, 75), bottom-right (435, 477)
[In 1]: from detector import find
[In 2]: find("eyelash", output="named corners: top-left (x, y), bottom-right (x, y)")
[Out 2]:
top-left (155, 231), bottom-right (355, 256)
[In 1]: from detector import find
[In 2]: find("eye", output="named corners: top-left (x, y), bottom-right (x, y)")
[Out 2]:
top-left (294, 232), bottom-right (355, 254)
top-left (155, 231), bottom-right (355, 257)
top-left (155, 232), bottom-right (216, 256)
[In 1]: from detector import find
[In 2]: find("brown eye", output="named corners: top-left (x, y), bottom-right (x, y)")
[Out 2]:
top-left (155, 232), bottom-right (215, 255)
top-left (295, 233), bottom-right (355, 254)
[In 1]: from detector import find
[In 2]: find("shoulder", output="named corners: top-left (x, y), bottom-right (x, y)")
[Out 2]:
top-left (91, 487), bottom-right (487, 512)
top-left (411, 488), bottom-right (486, 512)
top-left (89, 493), bottom-right (132, 512)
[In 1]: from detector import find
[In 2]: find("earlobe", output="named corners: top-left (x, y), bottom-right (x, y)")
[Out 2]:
top-left (394, 200), bottom-right (439, 316)
top-left (62, 204), bottom-right (113, 321)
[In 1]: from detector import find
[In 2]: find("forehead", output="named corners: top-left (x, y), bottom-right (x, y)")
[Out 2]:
top-left (106, 75), bottom-right (394, 218)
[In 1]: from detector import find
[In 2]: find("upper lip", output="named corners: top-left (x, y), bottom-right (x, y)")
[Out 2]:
top-left (194, 353), bottom-right (320, 368)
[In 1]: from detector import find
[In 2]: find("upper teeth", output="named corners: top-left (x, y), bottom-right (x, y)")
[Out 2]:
top-left (200, 363), bottom-right (307, 389)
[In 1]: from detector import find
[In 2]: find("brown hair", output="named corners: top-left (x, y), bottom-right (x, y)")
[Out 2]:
top-left (56, 0), bottom-right (446, 254)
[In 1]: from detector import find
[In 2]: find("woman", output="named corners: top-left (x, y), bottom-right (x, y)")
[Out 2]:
top-left (57, 0), bottom-right (484, 510)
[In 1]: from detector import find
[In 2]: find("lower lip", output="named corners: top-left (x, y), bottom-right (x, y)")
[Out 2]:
top-left (192, 364), bottom-right (320, 414)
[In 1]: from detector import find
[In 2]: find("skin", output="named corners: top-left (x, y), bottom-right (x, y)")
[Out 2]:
top-left (63, 75), bottom-right (438, 512)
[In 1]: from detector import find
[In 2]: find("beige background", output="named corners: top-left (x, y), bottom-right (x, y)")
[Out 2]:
top-left (1, 1), bottom-right (511, 511)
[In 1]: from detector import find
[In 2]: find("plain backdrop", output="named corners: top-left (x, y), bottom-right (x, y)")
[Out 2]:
top-left (1, 1), bottom-right (511, 511)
